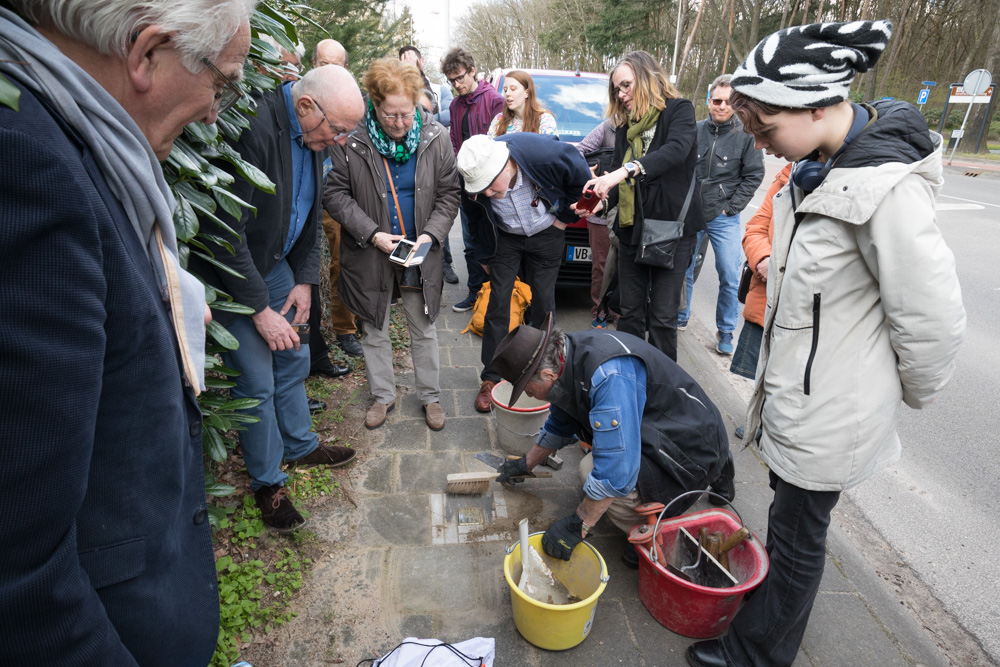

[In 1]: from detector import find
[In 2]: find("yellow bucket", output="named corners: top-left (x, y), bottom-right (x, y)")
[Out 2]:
top-left (503, 532), bottom-right (609, 650)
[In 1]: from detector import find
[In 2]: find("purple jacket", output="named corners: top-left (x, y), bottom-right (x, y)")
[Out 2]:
top-left (448, 79), bottom-right (504, 155)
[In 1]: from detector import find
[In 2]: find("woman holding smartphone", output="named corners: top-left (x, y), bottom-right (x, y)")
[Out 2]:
top-left (486, 70), bottom-right (557, 138)
top-left (324, 58), bottom-right (460, 431)
top-left (584, 51), bottom-right (705, 361)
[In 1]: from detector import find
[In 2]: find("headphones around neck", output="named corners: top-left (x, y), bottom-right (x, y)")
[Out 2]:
top-left (791, 103), bottom-right (869, 192)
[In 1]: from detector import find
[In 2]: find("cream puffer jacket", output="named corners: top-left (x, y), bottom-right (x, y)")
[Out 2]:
top-left (743, 129), bottom-right (965, 492)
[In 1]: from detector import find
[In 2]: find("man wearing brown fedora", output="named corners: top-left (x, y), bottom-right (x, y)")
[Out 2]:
top-left (492, 314), bottom-right (733, 567)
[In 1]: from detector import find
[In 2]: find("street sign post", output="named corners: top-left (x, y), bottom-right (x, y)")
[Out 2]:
top-left (949, 69), bottom-right (992, 164)
top-left (922, 81), bottom-right (937, 87)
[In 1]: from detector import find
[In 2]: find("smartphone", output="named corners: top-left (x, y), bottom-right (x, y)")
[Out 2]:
top-left (575, 188), bottom-right (600, 214)
top-left (389, 239), bottom-right (415, 264)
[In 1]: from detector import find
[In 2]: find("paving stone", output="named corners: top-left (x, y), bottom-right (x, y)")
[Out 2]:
top-left (358, 451), bottom-right (394, 494)
top-left (819, 554), bottom-right (856, 593)
top-left (392, 544), bottom-right (481, 613)
top-left (361, 494), bottom-right (430, 546)
top-left (447, 344), bottom-right (484, 367)
top-left (436, 330), bottom-right (477, 347)
top-left (429, 417), bottom-right (492, 452)
top-left (440, 364), bottom-right (482, 388)
top-left (397, 614), bottom-right (433, 640)
top-left (455, 388), bottom-right (491, 419)
top-left (379, 417), bottom-right (431, 451)
top-left (397, 451), bottom-right (464, 494)
top-left (802, 592), bottom-right (910, 667)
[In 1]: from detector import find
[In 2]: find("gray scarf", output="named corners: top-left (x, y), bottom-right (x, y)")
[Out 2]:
top-left (0, 7), bottom-right (206, 393)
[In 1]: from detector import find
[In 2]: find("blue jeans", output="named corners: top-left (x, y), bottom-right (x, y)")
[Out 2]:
top-left (222, 259), bottom-right (318, 490)
top-left (678, 212), bottom-right (742, 333)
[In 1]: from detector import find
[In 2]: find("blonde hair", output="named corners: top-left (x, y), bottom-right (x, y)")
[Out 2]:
top-left (362, 58), bottom-right (424, 107)
top-left (606, 51), bottom-right (679, 127)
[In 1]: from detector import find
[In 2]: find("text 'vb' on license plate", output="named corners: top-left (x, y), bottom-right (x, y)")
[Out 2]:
top-left (566, 246), bottom-right (592, 262)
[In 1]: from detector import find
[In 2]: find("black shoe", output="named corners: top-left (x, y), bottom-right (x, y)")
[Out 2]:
top-left (686, 639), bottom-right (727, 667)
top-left (311, 361), bottom-right (351, 379)
top-left (336, 333), bottom-right (364, 357)
top-left (253, 484), bottom-right (306, 533)
top-left (287, 442), bottom-right (357, 468)
top-left (621, 542), bottom-right (640, 570)
top-left (709, 451), bottom-right (735, 506)
top-left (442, 263), bottom-right (460, 284)
top-left (308, 398), bottom-right (326, 414)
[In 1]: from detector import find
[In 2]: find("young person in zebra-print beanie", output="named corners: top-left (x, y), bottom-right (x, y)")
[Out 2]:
top-left (686, 20), bottom-right (966, 667)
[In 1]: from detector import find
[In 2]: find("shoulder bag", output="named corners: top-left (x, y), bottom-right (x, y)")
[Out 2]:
top-left (635, 176), bottom-right (696, 270)
top-left (382, 156), bottom-right (423, 291)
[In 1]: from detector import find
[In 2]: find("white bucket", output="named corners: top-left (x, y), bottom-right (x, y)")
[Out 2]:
top-left (490, 381), bottom-right (550, 456)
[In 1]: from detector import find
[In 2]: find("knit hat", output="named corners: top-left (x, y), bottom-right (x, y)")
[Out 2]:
top-left (457, 135), bottom-right (510, 194)
top-left (732, 20), bottom-right (893, 108)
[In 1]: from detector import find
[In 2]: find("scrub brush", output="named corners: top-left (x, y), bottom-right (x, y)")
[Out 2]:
top-left (445, 470), bottom-right (552, 495)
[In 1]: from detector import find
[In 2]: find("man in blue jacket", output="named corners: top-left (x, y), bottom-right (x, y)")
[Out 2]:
top-left (0, 0), bottom-right (254, 663)
top-left (456, 133), bottom-right (591, 412)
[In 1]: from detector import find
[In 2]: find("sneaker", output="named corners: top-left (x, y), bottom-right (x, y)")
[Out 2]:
top-left (365, 400), bottom-right (395, 430)
top-left (735, 425), bottom-right (746, 440)
top-left (253, 484), bottom-right (305, 533)
top-left (677, 319), bottom-right (688, 331)
top-left (591, 317), bottom-right (607, 329)
top-left (452, 292), bottom-right (477, 313)
top-left (337, 333), bottom-right (364, 357)
top-left (442, 263), bottom-right (460, 284)
top-left (716, 331), bottom-right (734, 355)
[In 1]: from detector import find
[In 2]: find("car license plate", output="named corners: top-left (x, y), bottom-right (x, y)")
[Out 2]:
top-left (566, 246), bottom-right (592, 262)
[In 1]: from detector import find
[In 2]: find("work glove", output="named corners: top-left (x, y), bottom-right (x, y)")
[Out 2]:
top-left (542, 512), bottom-right (585, 561)
top-left (495, 456), bottom-right (530, 485)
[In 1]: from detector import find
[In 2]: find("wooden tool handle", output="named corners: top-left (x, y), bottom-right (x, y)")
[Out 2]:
top-left (719, 527), bottom-right (750, 555)
top-left (445, 470), bottom-right (553, 483)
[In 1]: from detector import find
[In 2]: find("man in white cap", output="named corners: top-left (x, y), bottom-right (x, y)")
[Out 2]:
top-left (686, 20), bottom-right (965, 667)
top-left (456, 133), bottom-right (590, 413)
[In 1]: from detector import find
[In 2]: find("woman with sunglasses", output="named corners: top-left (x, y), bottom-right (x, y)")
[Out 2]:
top-left (324, 58), bottom-right (460, 432)
top-left (486, 70), bottom-right (557, 138)
top-left (583, 51), bottom-right (705, 361)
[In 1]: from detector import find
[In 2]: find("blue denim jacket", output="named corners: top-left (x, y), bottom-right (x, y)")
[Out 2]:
top-left (537, 356), bottom-right (647, 500)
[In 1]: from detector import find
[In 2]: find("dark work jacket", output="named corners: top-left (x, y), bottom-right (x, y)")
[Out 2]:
top-left (0, 81), bottom-right (218, 665)
top-left (467, 133), bottom-right (591, 262)
top-left (608, 98), bottom-right (707, 249)
top-left (695, 115), bottom-right (764, 220)
top-left (188, 85), bottom-right (322, 325)
top-left (546, 330), bottom-right (727, 511)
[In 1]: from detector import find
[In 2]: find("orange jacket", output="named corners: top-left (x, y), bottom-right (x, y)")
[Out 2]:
top-left (741, 163), bottom-right (791, 326)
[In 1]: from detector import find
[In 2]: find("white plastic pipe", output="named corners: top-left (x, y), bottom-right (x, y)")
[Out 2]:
top-left (518, 518), bottom-right (530, 586)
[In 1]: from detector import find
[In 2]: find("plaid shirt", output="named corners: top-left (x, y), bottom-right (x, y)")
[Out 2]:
top-left (489, 169), bottom-right (556, 237)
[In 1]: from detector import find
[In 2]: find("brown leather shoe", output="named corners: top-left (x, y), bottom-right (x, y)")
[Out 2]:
top-left (365, 399), bottom-right (395, 430)
top-left (475, 380), bottom-right (496, 413)
top-left (424, 402), bottom-right (446, 431)
top-left (289, 442), bottom-right (356, 468)
top-left (253, 484), bottom-right (305, 533)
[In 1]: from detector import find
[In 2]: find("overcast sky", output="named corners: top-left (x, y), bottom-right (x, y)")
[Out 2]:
top-left (397, 0), bottom-right (478, 77)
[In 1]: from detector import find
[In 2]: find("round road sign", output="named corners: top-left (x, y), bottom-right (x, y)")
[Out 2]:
top-left (962, 69), bottom-right (992, 96)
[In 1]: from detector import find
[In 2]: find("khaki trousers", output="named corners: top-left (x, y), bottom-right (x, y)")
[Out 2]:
top-left (579, 452), bottom-right (644, 534)
top-left (321, 211), bottom-right (357, 335)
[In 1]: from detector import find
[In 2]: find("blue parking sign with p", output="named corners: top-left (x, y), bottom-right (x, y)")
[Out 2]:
top-left (917, 89), bottom-right (929, 104)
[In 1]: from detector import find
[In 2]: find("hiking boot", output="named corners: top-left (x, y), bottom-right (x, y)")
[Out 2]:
top-left (452, 292), bottom-right (477, 313)
top-left (424, 402), bottom-right (446, 431)
top-left (337, 333), bottom-right (364, 357)
top-left (288, 442), bottom-right (356, 468)
top-left (716, 331), bottom-right (734, 355)
top-left (442, 263), bottom-right (460, 284)
top-left (365, 399), bottom-right (395, 430)
top-left (253, 484), bottom-right (305, 533)
top-left (475, 380), bottom-right (496, 413)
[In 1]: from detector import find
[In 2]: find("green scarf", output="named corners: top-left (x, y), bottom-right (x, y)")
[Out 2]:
top-left (366, 100), bottom-right (421, 163)
top-left (617, 107), bottom-right (660, 228)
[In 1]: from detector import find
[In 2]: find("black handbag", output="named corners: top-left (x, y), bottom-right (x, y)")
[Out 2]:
top-left (737, 261), bottom-right (753, 304)
top-left (635, 177), bottom-right (696, 270)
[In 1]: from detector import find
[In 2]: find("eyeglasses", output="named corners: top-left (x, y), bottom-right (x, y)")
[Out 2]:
top-left (302, 98), bottom-right (353, 142)
top-left (447, 70), bottom-right (470, 86)
top-left (380, 112), bottom-right (417, 123)
top-left (201, 57), bottom-right (243, 114)
top-left (614, 79), bottom-right (634, 96)
top-left (710, 98), bottom-right (731, 106)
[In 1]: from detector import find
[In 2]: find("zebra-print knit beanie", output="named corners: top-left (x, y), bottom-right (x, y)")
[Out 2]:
top-left (732, 20), bottom-right (893, 108)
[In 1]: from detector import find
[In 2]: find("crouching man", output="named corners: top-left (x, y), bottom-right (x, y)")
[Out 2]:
top-left (491, 314), bottom-right (734, 568)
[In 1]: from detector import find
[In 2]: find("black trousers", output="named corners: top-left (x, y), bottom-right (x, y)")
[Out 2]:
top-left (308, 283), bottom-right (330, 370)
top-left (722, 471), bottom-right (841, 666)
top-left (460, 195), bottom-right (490, 296)
top-left (616, 234), bottom-right (696, 361)
top-left (480, 226), bottom-right (564, 382)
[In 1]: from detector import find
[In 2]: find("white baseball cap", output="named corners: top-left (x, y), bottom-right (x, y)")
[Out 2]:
top-left (456, 135), bottom-right (510, 194)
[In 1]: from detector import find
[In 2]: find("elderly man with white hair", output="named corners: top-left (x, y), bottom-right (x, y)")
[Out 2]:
top-left (0, 0), bottom-right (255, 664)
top-left (188, 63), bottom-right (366, 534)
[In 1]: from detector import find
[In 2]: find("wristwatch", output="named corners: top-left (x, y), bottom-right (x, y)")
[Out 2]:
top-left (624, 161), bottom-right (639, 178)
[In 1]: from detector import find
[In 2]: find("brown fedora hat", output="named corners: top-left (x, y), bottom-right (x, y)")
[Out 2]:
top-left (491, 312), bottom-right (554, 406)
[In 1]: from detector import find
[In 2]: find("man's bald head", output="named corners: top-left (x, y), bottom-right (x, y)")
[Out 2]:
top-left (313, 39), bottom-right (348, 68)
top-left (291, 65), bottom-right (363, 150)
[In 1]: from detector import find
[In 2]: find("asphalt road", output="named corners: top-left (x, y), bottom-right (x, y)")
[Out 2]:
top-left (685, 157), bottom-right (1000, 661)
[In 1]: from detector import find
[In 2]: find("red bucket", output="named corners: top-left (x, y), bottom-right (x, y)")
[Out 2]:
top-left (637, 507), bottom-right (768, 638)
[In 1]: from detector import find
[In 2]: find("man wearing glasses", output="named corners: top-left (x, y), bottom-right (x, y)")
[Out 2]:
top-left (440, 46), bottom-right (504, 316)
top-left (187, 65), bottom-right (365, 533)
top-left (0, 0), bottom-right (254, 664)
top-left (678, 73), bottom-right (764, 355)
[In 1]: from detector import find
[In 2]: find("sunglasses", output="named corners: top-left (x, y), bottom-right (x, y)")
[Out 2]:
top-left (710, 98), bottom-right (731, 106)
